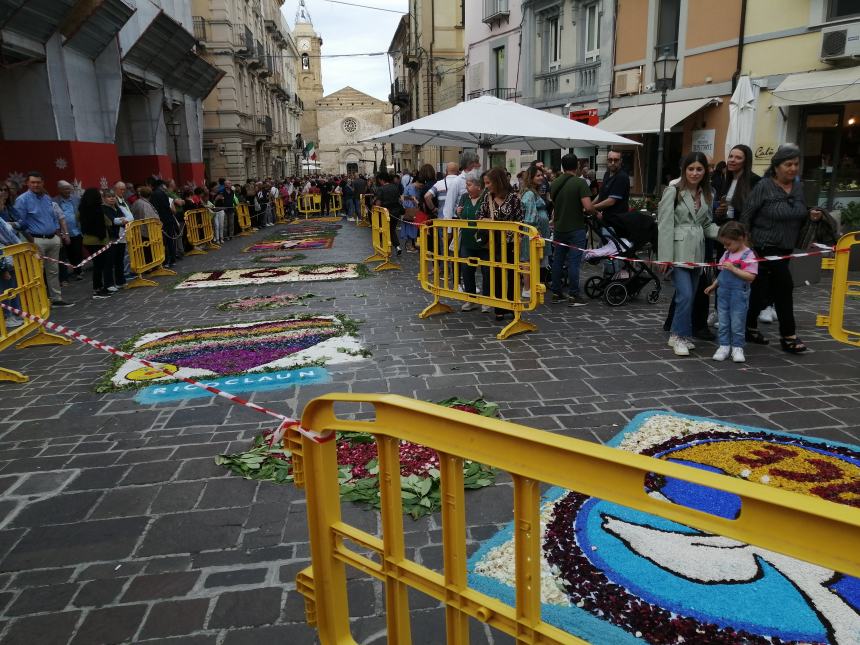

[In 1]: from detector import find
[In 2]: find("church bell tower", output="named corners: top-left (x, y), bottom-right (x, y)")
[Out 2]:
top-left (294, 0), bottom-right (323, 155)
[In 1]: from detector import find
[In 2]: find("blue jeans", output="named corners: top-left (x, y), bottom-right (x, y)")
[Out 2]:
top-left (670, 268), bottom-right (699, 338)
top-left (550, 229), bottom-right (587, 296)
top-left (718, 284), bottom-right (750, 348)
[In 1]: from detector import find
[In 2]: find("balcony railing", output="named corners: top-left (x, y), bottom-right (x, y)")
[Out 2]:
top-left (483, 0), bottom-right (509, 23)
top-left (192, 16), bottom-right (207, 42)
top-left (467, 87), bottom-right (519, 101)
top-left (244, 27), bottom-right (254, 53)
top-left (535, 60), bottom-right (599, 99)
top-left (388, 77), bottom-right (410, 108)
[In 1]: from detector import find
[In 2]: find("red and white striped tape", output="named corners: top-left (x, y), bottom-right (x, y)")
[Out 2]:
top-left (37, 239), bottom-right (121, 270)
top-left (0, 302), bottom-right (333, 444)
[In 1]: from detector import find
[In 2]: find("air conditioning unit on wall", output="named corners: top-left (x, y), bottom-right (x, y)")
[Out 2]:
top-left (614, 68), bottom-right (641, 96)
top-left (820, 22), bottom-right (860, 62)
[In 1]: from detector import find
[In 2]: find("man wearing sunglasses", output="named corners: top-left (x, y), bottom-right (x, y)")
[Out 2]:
top-left (592, 150), bottom-right (630, 219)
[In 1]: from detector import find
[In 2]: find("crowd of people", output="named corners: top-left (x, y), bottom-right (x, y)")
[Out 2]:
top-left (0, 144), bottom-right (842, 364)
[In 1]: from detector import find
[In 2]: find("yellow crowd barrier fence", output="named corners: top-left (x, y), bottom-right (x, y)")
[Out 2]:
top-left (0, 243), bottom-right (70, 382)
top-left (328, 193), bottom-right (343, 215)
top-left (288, 393), bottom-right (860, 645)
top-left (297, 194), bottom-right (322, 219)
top-left (357, 194), bottom-right (372, 228)
top-left (126, 219), bottom-right (176, 289)
top-left (817, 231), bottom-right (860, 346)
top-left (418, 219), bottom-right (546, 340)
top-left (183, 208), bottom-right (220, 256)
top-left (364, 206), bottom-right (399, 272)
top-left (274, 197), bottom-right (288, 224)
top-left (235, 203), bottom-right (254, 236)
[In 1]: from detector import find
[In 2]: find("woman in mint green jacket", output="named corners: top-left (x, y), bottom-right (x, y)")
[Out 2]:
top-left (657, 151), bottom-right (719, 356)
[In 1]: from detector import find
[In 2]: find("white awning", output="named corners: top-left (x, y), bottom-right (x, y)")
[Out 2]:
top-left (771, 67), bottom-right (860, 106)
top-left (597, 98), bottom-right (719, 135)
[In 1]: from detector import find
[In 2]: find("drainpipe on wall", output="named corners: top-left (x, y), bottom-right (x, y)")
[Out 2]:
top-left (429, 0), bottom-right (437, 168)
top-left (732, 0), bottom-right (748, 91)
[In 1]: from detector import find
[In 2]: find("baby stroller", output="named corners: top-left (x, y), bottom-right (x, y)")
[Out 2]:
top-left (583, 211), bottom-right (662, 307)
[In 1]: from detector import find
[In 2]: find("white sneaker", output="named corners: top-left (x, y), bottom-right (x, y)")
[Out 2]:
top-left (768, 306), bottom-right (777, 321)
top-left (522, 289), bottom-right (531, 299)
top-left (672, 339), bottom-right (690, 356)
top-left (712, 346), bottom-right (731, 361)
top-left (707, 311), bottom-right (719, 326)
top-left (106, 286), bottom-right (119, 292)
top-left (461, 302), bottom-right (477, 311)
top-left (731, 347), bottom-right (746, 363)
top-left (4, 315), bottom-right (24, 329)
top-left (758, 306), bottom-right (775, 323)
top-left (668, 335), bottom-right (696, 350)
top-left (481, 305), bottom-right (492, 313)
top-left (667, 334), bottom-right (682, 348)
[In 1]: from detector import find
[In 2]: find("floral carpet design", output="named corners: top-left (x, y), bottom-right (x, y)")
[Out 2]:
top-left (469, 412), bottom-right (860, 645)
top-left (252, 253), bottom-right (304, 264)
top-left (175, 264), bottom-right (366, 288)
top-left (216, 294), bottom-right (316, 312)
top-left (103, 316), bottom-right (366, 390)
top-left (243, 238), bottom-right (333, 252)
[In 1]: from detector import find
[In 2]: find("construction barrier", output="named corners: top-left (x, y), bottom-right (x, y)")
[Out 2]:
top-left (817, 231), bottom-right (860, 346)
top-left (235, 203), bottom-right (254, 236)
top-left (357, 194), bottom-right (372, 228)
top-left (364, 206), bottom-right (400, 272)
top-left (297, 193), bottom-right (322, 219)
top-left (289, 393), bottom-right (860, 645)
top-left (274, 197), bottom-right (288, 224)
top-left (0, 243), bottom-right (70, 382)
top-left (183, 208), bottom-right (220, 256)
top-left (328, 193), bottom-right (343, 215)
top-left (418, 219), bottom-right (546, 340)
top-left (125, 219), bottom-right (177, 289)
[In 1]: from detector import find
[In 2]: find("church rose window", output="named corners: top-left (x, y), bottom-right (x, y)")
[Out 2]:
top-left (342, 118), bottom-right (358, 134)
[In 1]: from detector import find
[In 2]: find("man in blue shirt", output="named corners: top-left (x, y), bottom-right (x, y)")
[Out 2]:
top-left (14, 171), bottom-right (73, 306)
top-left (54, 180), bottom-right (83, 284)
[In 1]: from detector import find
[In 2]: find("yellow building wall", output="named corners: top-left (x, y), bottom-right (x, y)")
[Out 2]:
top-left (743, 34), bottom-right (830, 77)
top-left (686, 0), bottom-right (742, 49)
top-left (744, 0), bottom-right (810, 36)
top-left (615, 0), bottom-right (648, 65)
top-left (684, 49), bottom-right (738, 87)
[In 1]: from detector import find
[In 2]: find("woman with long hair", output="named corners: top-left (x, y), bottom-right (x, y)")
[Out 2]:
top-left (657, 151), bottom-right (719, 356)
top-left (478, 167), bottom-right (523, 321)
top-left (519, 164), bottom-right (551, 298)
top-left (79, 188), bottom-right (114, 298)
top-left (741, 144), bottom-right (813, 353)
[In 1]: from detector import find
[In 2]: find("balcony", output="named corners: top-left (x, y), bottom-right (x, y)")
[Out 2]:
top-left (192, 16), bottom-right (207, 42)
top-left (467, 87), bottom-right (519, 101)
top-left (534, 60), bottom-right (599, 100)
top-left (262, 116), bottom-right (273, 137)
top-left (483, 0), bottom-right (509, 23)
top-left (388, 77), bottom-right (410, 108)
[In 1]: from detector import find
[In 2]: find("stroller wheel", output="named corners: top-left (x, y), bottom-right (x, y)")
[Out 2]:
top-left (604, 282), bottom-right (628, 307)
top-left (647, 289), bottom-right (661, 304)
top-left (584, 276), bottom-right (604, 299)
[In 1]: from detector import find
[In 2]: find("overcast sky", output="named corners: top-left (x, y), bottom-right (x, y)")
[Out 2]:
top-left (282, 0), bottom-right (408, 101)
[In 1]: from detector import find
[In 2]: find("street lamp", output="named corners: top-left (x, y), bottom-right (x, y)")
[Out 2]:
top-left (372, 144), bottom-right (379, 174)
top-left (653, 47), bottom-right (679, 196)
top-left (166, 119), bottom-right (181, 187)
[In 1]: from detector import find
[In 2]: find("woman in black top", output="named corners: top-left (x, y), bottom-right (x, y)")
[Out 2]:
top-left (740, 144), bottom-right (818, 353)
top-left (373, 171), bottom-right (403, 255)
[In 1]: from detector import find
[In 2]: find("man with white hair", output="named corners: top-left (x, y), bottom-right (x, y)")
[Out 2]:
top-left (442, 151), bottom-right (481, 221)
top-left (54, 180), bottom-right (82, 284)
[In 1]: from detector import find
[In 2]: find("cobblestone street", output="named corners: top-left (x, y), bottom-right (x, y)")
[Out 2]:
top-left (1, 222), bottom-right (858, 645)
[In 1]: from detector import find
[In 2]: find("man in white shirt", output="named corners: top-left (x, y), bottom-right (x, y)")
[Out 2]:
top-left (424, 162), bottom-right (460, 218)
top-left (441, 151), bottom-right (481, 221)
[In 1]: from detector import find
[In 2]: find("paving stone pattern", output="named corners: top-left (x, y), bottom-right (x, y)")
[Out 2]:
top-left (1, 221), bottom-right (858, 644)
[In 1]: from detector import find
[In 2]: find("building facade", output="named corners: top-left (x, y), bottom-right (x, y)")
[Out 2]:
top-left (0, 0), bottom-right (221, 189)
top-left (742, 0), bottom-right (859, 210)
top-left (388, 0), bottom-right (466, 173)
top-left (316, 87), bottom-right (393, 175)
top-left (192, 0), bottom-right (304, 182)
top-left (293, 0), bottom-right (323, 164)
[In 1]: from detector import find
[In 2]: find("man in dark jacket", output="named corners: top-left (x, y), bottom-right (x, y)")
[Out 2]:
top-left (148, 177), bottom-right (177, 267)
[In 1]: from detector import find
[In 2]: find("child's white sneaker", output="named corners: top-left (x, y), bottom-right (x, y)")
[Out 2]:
top-left (669, 335), bottom-right (690, 356)
top-left (712, 346), bottom-right (731, 361)
top-left (731, 347), bottom-right (746, 363)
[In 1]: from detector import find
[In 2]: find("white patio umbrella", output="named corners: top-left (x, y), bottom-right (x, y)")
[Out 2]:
top-left (725, 76), bottom-right (758, 160)
top-left (361, 95), bottom-right (639, 151)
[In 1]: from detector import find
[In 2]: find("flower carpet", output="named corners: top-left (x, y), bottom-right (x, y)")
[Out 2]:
top-left (216, 398), bottom-right (499, 519)
top-left (469, 412), bottom-right (860, 645)
top-left (216, 293), bottom-right (315, 312)
top-left (175, 264), bottom-right (367, 289)
top-left (243, 238), bottom-right (333, 252)
top-left (102, 316), bottom-right (366, 391)
top-left (252, 253), bottom-right (304, 264)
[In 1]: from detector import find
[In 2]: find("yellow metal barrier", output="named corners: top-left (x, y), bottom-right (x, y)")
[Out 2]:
top-left (328, 193), bottom-right (343, 215)
top-left (289, 393), bottom-right (860, 645)
top-left (357, 194), bottom-right (372, 228)
top-left (0, 243), bottom-right (70, 382)
top-left (817, 232), bottom-right (860, 346)
top-left (235, 203), bottom-right (254, 236)
top-left (183, 208), bottom-right (220, 256)
top-left (364, 206), bottom-right (400, 272)
top-left (298, 194), bottom-right (322, 219)
top-left (126, 219), bottom-right (176, 289)
top-left (418, 219), bottom-right (546, 340)
top-left (274, 197), bottom-right (288, 224)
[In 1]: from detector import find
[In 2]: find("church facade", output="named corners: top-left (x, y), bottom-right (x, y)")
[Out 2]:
top-left (316, 88), bottom-right (393, 175)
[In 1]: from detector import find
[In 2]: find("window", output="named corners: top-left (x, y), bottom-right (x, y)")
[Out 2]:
top-left (584, 3), bottom-right (600, 61)
top-left (493, 46), bottom-right (506, 94)
top-left (301, 53), bottom-right (309, 70)
top-left (829, 0), bottom-right (860, 20)
top-left (656, 0), bottom-right (681, 55)
top-left (547, 16), bottom-right (560, 70)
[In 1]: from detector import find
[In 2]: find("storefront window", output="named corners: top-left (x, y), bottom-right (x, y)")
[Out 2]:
top-left (801, 103), bottom-right (860, 208)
